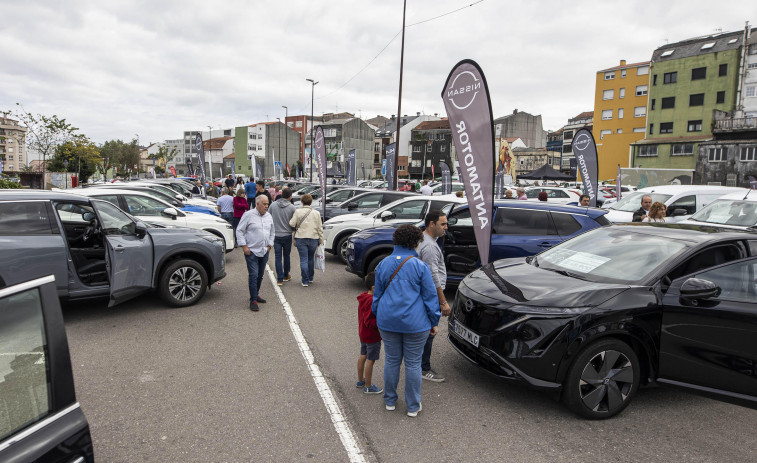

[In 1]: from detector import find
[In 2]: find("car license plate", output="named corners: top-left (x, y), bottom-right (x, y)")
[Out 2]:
top-left (454, 320), bottom-right (479, 348)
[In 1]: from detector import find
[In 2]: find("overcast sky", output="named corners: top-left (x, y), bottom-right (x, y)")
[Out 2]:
top-left (1, 0), bottom-right (751, 149)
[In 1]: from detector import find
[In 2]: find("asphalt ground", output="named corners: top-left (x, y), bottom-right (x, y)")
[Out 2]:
top-left (63, 247), bottom-right (757, 462)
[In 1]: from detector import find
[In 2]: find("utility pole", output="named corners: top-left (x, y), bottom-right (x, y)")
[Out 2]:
top-left (392, 0), bottom-right (407, 191)
top-left (306, 78), bottom-right (318, 182)
top-left (207, 125), bottom-right (213, 179)
top-left (282, 105), bottom-right (288, 178)
top-left (277, 118), bottom-right (282, 180)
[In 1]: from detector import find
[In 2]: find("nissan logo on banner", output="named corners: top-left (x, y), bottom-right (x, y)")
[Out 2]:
top-left (441, 59), bottom-right (495, 265)
top-left (571, 128), bottom-right (599, 207)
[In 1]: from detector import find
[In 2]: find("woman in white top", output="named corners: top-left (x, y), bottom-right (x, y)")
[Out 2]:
top-left (642, 201), bottom-right (667, 223)
top-left (289, 194), bottom-right (324, 286)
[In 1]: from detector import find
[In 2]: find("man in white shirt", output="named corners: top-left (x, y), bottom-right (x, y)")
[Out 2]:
top-left (236, 195), bottom-right (275, 311)
top-left (216, 188), bottom-right (234, 225)
top-left (420, 180), bottom-right (433, 196)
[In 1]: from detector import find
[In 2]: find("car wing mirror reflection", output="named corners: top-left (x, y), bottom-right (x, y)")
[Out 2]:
top-left (680, 277), bottom-right (721, 303)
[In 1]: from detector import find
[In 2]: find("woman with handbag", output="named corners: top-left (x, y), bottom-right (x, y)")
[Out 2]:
top-left (371, 224), bottom-right (440, 417)
top-left (289, 194), bottom-right (324, 287)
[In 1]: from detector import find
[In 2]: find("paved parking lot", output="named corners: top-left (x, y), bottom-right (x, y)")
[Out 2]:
top-left (63, 248), bottom-right (757, 462)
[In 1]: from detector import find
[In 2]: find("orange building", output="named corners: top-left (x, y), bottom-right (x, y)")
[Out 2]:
top-left (593, 60), bottom-right (650, 180)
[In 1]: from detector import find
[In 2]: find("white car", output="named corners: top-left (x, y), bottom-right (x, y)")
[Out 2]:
top-left (603, 185), bottom-right (749, 223)
top-left (524, 186), bottom-right (582, 204)
top-left (679, 190), bottom-right (757, 230)
top-left (323, 194), bottom-right (466, 262)
top-left (72, 188), bottom-right (236, 252)
top-left (430, 182), bottom-right (465, 195)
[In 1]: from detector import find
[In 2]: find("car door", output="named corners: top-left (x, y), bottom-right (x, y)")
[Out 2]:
top-left (659, 257), bottom-right (757, 409)
top-left (91, 199), bottom-right (154, 306)
top-left (444, 207), bottom-right (479, 278)
top-left (665, 194), bottom-right (697, 222)
top-left (0, 275), bottom-right (94, 462)
top-left (490, 206), bottom-right (560, 260)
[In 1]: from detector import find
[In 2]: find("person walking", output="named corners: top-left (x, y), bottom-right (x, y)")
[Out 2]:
top-left (224, 174), bottom-right (235, 191)
top-left (372, 224), bottom-right (440, 417)
top-left (236, 195), bottom-right (274, 311)
top-left (270, 187), bottom-right (296, 285)
top-left (232, 188), bottom-right (249, 239)
top-left (256, 180), bottom-right (272, 204)
top-left (420, 180), bottom-right (433, 196)
top-left (216, 188), bottom-right (234, 225)
top-left (289, 194), bottom-right (324, 287)
top-left (417, 210), bottom-right (450, 383)
top-left (245, 178), bottom-right (257, 208)
top-left (356, 271), bottom-right (383, 395)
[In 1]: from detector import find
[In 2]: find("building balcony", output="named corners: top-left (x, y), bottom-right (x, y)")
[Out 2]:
top-left (713, 116), bottom-right (757, 133)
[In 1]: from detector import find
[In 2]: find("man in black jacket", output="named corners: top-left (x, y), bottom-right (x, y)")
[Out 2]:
top-left (632, 195), bottom-right (653, 222)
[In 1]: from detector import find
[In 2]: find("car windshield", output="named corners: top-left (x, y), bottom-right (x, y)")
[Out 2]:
top-left (536, 227), bottom-right (689, 284)
top-left (689, 199), bottom-right (757, 227)
top-left (606, 191), bottom-right (672, 212)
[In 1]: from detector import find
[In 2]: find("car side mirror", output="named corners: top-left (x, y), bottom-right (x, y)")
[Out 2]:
top-left (163, 207), bottom-right (178, 220)
top-left (447, 217), bottom-right (458, 226)
top-left (380, 210), bottom-right (394, 221)
top-left (670, 208), bottom-right (688, 217)
top-left (346, 202), bottom-right (357, 210)
top-left (82, 211), bottom-right (97, 222)
top-left (680, 277), bottom-right (720, 301)
top-left (135, 222), bottom-right (148, 238)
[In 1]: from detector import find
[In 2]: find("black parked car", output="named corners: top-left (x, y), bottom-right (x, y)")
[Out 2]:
top-left (449, 223), bottom-right (757, 419)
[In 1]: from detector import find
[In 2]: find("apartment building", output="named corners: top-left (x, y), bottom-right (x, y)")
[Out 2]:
top-left (0, 116), bottom-right (27, 172)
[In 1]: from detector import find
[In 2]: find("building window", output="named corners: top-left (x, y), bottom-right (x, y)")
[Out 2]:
top-left (603, 89), bottom-right (614, 100)
top-left (689, 93), bottom-right (705, 106)
top-left (621, 69), bottom-right (627, 78)
top-left (746, 86), bottom-right (756, 97)
top-left (740, 147), bottom-right (757, 161)
top-left (633, 127), bottom-right (646, 133)
top-left (604, 71), bottom-right (615, 80)
top-left (258, 144), bottom-right (263, 150)
top-left (691, 67), bottom-right (706, 80)
top-left (617, 128), bottom-right (623, 134)
top-left (413, 145), bottom-right (421, 152)
top-left (708, 147), bottom-right (725, 162)
top-left (649, 123), bottom-right (655, 135)
top-left (716, 91), bottom-right (726, 104)
top-left (637, 65), bottom-right (649, 75)
top-left (440, 144), bottom-right (446, 152)
top-left (687, 120), bottom-right (702, 132)
top-left (296, 121), bottom-right (303, 128)
top-left (653, 74), bottom-right (658, 86)
top-left (635, 85), bottom-right (648, 96)
top-left (634, 106), bottom-right (646, 117)
top-left (563, 130), bottom-right (574, 140)
top-left (660, 122), bottom-right (674, 134)
top-left (663, 72), bottom-right (677, 84)
top-left (602, 109), bottom-right (613, 120)
top-left (661, 97), bottom-right (676, 109)
top-left (600, 129), bottom-right (612, 140)
top-left (651, 99), bottom-right (656, 110)
top-left (638, 145), bottom-right (658, 157)
top-left (719, 63), bottom-right (728, 76)
top-left (426, 144), bottom-right (432, 152)
top-left (618, 108), bottom-right (624, 119)
top-left (671, 144), bottom-right (694, 155)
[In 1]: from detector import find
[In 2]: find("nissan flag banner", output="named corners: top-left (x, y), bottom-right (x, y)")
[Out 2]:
top-left (169, 165), bottom-right (177, 177)
top-left (315, 126), bottom-right (327, 219)
top-left (441, 59), bottom-right (495, 265)
top-left (195, 134), bottom-right (207, 186)
top-left (440, 161), bottom-right (452, 195)
top-left (361, 162), bottom-right (365, 181)
top-left (347, 149), bottom-right (357, 185)
top-left (385, 143), bottom-right (396, 191)
top-left (571, 128), bottom-right (599, 208)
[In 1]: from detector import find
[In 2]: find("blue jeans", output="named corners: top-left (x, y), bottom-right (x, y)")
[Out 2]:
top-left (244, 251), bottom-right (269, 302)
top-left (273, 235), bottom-right (293, 282)
top-left (295, 238), bottom-right (318, 284)
top-left (221, 212), bottom-right (234, 225)
top-left (421, 333), bottom-right (435, 372)
top-left (379, 329), bottom-right (429, 413)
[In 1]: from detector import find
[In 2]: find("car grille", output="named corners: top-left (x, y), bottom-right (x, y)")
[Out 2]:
top-left (453, 291), bottom-right (522, 335)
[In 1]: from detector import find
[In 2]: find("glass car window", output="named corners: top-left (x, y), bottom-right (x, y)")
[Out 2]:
top-left (694, 260), bottom-right (757, 303)
top-left (551, 212), bottom-right (582, 236)
top-left (525, 189), bottom-right (541, 198)
top-left (354, 194), bottom-right (382, 209)
top-left (667, 195), bottom-right (696, 216)
top-left (0, 201), bottom-right (53, 235)
top-left (691, 200), bottom-right (757, 227)
top-left (92, 200), bottom-right (136, 235)
top-left (91, 194), bottom-right (121, 208)
top-left (493, 208), bottom-right (555, 235)
top-left (55, 202), bottom-right (93, 224)
top-left (0, 286), bottom-right (51, 441)
top-left (327, 189), bottom-right (354, 203)
top-left (388, 200), bottom-right (426, 219)
top-left (449, 207), bottom-right (473, 227)
top-left (123, 195), bottom-right (169, 217)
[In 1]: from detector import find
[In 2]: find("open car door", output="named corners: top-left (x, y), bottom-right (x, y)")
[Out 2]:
top-left (91, 199), bottom-right (154, 307)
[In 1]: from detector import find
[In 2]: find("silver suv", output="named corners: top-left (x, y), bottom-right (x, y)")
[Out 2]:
top-left (0, 190), bottom-right (226, 307)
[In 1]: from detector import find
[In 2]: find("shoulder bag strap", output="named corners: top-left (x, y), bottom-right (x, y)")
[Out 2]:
top-left (295, 208), bottom-right (313, 233)
top-left (386, 256), bottom-right (414, 289)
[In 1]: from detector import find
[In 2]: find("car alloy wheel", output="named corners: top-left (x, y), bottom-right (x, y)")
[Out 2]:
top-left (159, 259), bottom-right (208, 307)
top-left (564, 339), bottom-right (640, 419)
top-left (337, 235), bottom-right (351, 264)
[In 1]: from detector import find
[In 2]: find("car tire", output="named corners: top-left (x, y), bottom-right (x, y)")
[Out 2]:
top-left (336, 234), bottom-right (352, 264)
top-left (563, 338), bottom-right (640, 419)
top-left (158, 259), bottom-right (208, 308)
top-left (366, 253), bottom-right (390, 276)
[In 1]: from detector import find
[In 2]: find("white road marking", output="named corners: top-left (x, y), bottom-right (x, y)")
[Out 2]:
top-left (265, 265), bottom-right (367, 463)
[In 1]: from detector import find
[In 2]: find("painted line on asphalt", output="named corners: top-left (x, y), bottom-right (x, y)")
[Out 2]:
top-left (265, 266), bottom-right (367, 463)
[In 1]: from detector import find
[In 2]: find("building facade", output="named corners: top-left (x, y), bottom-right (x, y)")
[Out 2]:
top-left (409, 121), bottom-right (454, 180)
top-left (493, 110), bottom-right (547, 148)
top-left (593, 60), bottom-right (650, 180)
top-left (0, 116), bottom-right (27, 172)
top-left (234, 122), bottom-right (299, 179)
top-left (560, 112), bottom-right (594, 174)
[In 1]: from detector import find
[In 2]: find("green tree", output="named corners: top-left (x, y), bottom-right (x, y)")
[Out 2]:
top-left (47, 138), bottom-right (102, 184)
top-left (98, 138), bottom-right (140, 179)
top-left (148, 144), bottom-right (178, 170)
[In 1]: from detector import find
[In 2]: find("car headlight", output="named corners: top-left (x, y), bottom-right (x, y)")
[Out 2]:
top-left (324, 225), bottom-right (334, 229)
top-left (508, 305), bottom-right (592, 315)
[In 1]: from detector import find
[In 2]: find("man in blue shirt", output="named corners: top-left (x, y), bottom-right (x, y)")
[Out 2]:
top-left (244, 178), bottom-right (257, 208)
top-left (236, 195), bottom-right (275, 311)
top-left (216, 188), bottom-right (234, 225)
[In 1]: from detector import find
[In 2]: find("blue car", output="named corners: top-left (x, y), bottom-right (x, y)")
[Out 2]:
top-left (345, 201), bottom-right (610, 285)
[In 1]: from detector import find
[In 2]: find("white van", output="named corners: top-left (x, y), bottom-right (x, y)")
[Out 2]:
top-left (603, 185), bottom-right (749, 223)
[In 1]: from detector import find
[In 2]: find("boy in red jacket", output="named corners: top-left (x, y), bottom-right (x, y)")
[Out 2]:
top-left (356, 272), bottom-right (383, 394)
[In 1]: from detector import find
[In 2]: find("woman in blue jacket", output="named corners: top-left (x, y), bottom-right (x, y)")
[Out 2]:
top-left (372, 224), bottom-right (441, 417)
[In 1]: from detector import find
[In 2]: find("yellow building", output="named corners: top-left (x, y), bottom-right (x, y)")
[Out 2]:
top-left (593, 60), bottom-right (650, 180)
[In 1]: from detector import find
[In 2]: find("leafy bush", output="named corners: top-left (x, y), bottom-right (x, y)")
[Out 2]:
top-left (0, 178), bottom-right (22, 189)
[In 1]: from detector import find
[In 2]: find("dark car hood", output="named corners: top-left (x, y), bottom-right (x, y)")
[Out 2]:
top-left (462, 259), bottom-right (630, 308)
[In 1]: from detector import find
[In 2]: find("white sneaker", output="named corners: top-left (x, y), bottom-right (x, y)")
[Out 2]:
top-left (385, 404), bottom-right (395, 411)
top-left (407, 403), bottom-right (422, 417)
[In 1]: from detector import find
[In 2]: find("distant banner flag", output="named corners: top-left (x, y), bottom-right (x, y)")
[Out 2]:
top-left (749, 176), bottom-right (757, 190)
top-left (431, 163), bottom-right (435, 180)
top-left (381, 159), bottom-right (387, 180)
top-left (569, 158), bottom-right (577, 180)
top-left (186, 159), bottom-right (193, 176)
top-left (571, 128), bottom-right (599, 208)
top-left (495, 170), bottom-right (504, 199)
top-left (440, 161), bottom-right (452, 195)
top-left (169, 165), bottom-right (177, 177)
top-left (441, 59), bottom-right (495, 265)
top-left (361, 161), bottom-right (366, 181)
top-left (315, 126), bottom-right (327, 219)
top-left (286, 162), bottom-right (290, 178)
top-left (347, 149), bottom-right (356, 185)
top-left (195, 134), bottom-right (207, 187)
top-left (499, 138), bottom-right (515, 182)
top-left (257, 161), bottom-right (263, 179)
top-left (385, 143), bottom-right (396, 190)
top-left (616, 165), bottom-right (622, 200)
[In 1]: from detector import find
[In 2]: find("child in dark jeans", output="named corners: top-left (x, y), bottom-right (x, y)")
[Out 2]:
top-left (356, 272), bottom-right (383, 394)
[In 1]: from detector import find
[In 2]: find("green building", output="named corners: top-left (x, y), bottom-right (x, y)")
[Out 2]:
top-left (234, 122), bottom-right (299, 179)
top-left (631, 30), bottom-right (744, 170)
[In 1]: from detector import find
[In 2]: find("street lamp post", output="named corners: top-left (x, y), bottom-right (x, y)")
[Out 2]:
top-left (276, 118), bottom-right (282, 180)
top-left (306, 78), bottom-right (318, 182)
top-left (282, 105), bottom-right (288, 178)
top-left (207, 125), bottom-right (214, 180)
top-left (63, 160), bottom-right (69, 189)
